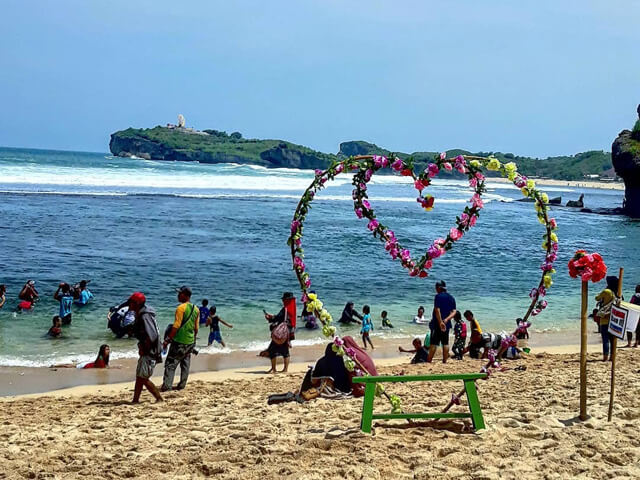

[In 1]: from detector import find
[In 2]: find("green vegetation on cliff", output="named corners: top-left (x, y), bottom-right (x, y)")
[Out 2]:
top-left (110, 126), bottom-right (614, 180)
top-left (338, 141), bottom-right (613, 181)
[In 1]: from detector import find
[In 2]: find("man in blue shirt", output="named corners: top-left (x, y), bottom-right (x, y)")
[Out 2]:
top-left (54, 283), bottom-right (74, 325)
top-left (199, 299), bottom-right (210, 325)
top-left (428, 280), bottom-right (457, 363)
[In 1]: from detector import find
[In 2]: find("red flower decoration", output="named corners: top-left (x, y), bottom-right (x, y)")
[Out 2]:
top-left (568, 250), bottom-right (607, 283)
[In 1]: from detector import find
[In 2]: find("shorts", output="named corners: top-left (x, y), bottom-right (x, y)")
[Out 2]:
top-left (61, 314), bottom-right (72, 325)
top-left (208, 330), bottom-right (223, 344)
top-left (430, 328), bottom-right (450, 346)
top-left (136, 355), bottom-right (157, 379)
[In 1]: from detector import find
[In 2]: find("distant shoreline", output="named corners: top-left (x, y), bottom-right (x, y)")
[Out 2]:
top-left (487, 175), bottom-right (624, 191)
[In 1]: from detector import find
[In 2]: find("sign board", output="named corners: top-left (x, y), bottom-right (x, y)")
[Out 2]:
top-left (609, 305), bottom-right (628, 339)
top-left (619, 301), bottom-right (640, 332)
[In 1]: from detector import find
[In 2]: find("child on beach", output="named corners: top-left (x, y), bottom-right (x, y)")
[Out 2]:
top-left (360, 305), bottom-right (374, 349)
top-left (452, 311), bottom-right (467, 360)
top-left (381, 310), bottom-right (393, 328)
top-left (53, 283), bottom-right (73, 325)
top-left (199, 299), bottom-right (210, 325)
top-left (48, 316), bottom-right (62, 338)
top-left (463, 310), bottom-right (483, 358)
top-left (206, 306), bottom-right (233, 347)
top-left (399, 338), bottom-right (430, 364)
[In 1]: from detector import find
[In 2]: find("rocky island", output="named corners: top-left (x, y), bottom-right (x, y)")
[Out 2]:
top-left (612, 105), bottom-right (640, 218)
top-left (110, 117), bottom-right (617, 182)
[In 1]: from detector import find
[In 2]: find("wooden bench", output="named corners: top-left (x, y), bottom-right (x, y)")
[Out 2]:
top-left (352, 373), bottom-right (487, 433)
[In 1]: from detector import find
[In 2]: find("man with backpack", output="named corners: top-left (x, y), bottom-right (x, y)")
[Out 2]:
top-left (161, 286), bottom-right (199, 391)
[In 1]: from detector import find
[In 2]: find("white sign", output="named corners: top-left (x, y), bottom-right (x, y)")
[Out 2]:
top-left (609, 305), bottom-right (628, 339)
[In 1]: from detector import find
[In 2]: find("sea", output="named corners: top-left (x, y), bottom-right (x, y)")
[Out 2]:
top-left (0, 147), bottom-right (637, 367)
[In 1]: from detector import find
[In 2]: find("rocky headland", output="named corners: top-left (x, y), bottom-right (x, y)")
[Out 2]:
top-left (611, 105), bottom-right (640, 218)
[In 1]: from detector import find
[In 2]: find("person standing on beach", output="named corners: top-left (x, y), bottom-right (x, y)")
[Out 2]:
top-left (53, 283), bottom-right (74, 325)
top-left (595, 275), bottom-right (619, 362)
top-left (161, 286), bottom-right (199, 391)
top-left (263, 292), bottom-right (296, 374)
top-left (427, 280), bottom-right (457, 364)
top-left (128, 292), bottom-right (163, 403)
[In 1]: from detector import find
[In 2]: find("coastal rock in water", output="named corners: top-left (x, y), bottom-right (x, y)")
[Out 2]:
top-left (611, 105), bottom-right (640, 218)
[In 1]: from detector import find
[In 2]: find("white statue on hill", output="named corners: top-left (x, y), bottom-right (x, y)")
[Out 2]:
top-left (177, 114), bottom-right (185, 128)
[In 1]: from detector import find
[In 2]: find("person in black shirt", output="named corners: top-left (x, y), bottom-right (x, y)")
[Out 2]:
top-left (399, 338), bottom-right (430, 364)
top-left (339, 301), bottom-right (363, 325)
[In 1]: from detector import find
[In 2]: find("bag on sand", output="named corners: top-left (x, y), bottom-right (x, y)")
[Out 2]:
top-left (271, 322), bottom-right (289, 345)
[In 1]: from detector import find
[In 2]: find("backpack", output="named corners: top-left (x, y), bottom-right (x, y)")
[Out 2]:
top-left (271, 321), bottom-right (290, 345)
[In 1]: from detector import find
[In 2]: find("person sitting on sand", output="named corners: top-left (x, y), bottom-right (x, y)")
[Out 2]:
top-left (463, 310), bottom-right (483, 359)
top-left (48, 316), bottom-right (63, 338)
top-left (515, 318), bottom-right (530, 340)
top-left (399, 338), bottom-right (430, 364)
top-left (262, 292), bottom-right (296, 374)
top-left (413, 306), bottom-right (428, 324)
top-left (19, 280), bottom-right (39, 304)
top-left (51, 344), bottom-right (111, 368)
top-left (128, 292), bottom-right (163, 403)
top-left (73, 280), bottom-right (94, 306)
top-left (54, 283), bottom-right (74, 325)
top-left (339, 301), bottom-right (362, 325)
top-left (207, 306), bottom-right (233, 347)
top-left (360, 305), bottom-right (374, 350)
top-left (0, 284), bottom-right (6, 309)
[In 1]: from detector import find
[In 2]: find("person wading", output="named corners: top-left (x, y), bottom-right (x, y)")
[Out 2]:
top-left (161, 286), bottom-right (199, 391)
top-left (128, 292), bottom-right (163, 403)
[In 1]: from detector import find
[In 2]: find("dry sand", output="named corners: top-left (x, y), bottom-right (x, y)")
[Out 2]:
top-left (1, 346), bottom-right (639, 479)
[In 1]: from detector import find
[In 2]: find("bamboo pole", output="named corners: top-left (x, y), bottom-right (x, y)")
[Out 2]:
top-left (608, 267), bottom-right (624, 421)
top-left (579, 280), bottom-right (588, 420)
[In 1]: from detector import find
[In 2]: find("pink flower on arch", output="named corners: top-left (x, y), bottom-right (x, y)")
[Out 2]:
top-left (439, 152), bottom-right (446, 160)
top-left (364, 169), bottom-right (373, 182)
top-left (414, 179), bottom-right (425, 191)
top-left (362, 199), bottom-right (371, 210)
top-left (426, 163), bottom-right (439, 178)
top-left (469, 215), bottom-right (477, 227)
top-left (335, 163), bottom-right (344, 174)
top-left (367, 219), bottom-right (379, 231)
top-left (469, 177), bottom-right (478, 188)
top-left (449, 227), bottom-right (463, 241)
top-left (443, 162), bottom-right (453, 171)
top-left (355, 208), bottom-right (363, 219)
top-left (290, 220), bottom-right (301, 234)
top-left (471, 194), bottom-right (484, 209)
top-left (391, 158), bottom-right (404, 171)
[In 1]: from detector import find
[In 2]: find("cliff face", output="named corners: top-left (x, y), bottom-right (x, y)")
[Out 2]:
top-left (109, 127), bottom-right (334, 169)
top-left (611, 106), bottom-right (640, 218)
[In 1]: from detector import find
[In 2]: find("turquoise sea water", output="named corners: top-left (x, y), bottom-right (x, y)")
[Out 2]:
top-left (0, 147), bottom-right (637, 366)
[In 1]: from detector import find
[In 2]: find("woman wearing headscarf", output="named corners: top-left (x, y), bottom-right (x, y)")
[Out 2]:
top-left (339, 302), bottom-right (363, 325)
top-left (263, 292), bottom-right (296, 373)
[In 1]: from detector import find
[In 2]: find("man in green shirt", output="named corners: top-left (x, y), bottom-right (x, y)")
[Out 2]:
top-left (161, 285), bottom-right (199, 391)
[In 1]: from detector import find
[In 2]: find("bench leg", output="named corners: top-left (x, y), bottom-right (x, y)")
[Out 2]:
top-left (360, 382), bottom-right (376, 433)
top-left (464, 380), bottom-right (485, 431)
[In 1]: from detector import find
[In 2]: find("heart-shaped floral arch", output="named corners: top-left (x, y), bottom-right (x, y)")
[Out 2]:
top-left (287, 153), bottom-right (559, 412)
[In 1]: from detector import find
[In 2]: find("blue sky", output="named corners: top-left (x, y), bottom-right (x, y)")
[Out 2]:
top-left (1, 1), bottom-right (638, 157)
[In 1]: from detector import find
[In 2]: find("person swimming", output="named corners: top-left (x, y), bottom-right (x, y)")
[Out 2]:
top-left (413, 306), bottom-right (428, 324)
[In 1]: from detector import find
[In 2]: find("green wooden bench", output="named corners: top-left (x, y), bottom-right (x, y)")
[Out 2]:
top-left (352, 373), bottom-right (487, 433)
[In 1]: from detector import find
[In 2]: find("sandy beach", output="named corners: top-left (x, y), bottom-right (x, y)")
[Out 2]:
top-left (1, 342), bottom-right (639, 479)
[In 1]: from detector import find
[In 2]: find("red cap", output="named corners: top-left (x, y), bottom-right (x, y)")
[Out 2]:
top-left (128, 292), bottom-right (146, 306)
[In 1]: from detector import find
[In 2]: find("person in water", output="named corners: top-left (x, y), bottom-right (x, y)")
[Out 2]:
top-left (54, 283), bottom-right (74, 325)
top-left (51, 344), bottom-right (111, 368)
top-left (381, 310), bottom-right (393, 328)
top-left (399, 338), bottom-right (430, 364)
top-left (199, 298), bottom-right (210, 325)
top-left (413, 306), bottom-right (427, 324)
top-left (206, 306), bottom-right (233, 347)
top-left (74, 280), bottom-right (94, 306)
top-left (48, 316), bottom-right (63, 338)
top-left (0, 284), bottom-right (6, 309)
top-left (360, 305), bottom-right (374, 350)
top-left (128, 291), bottom-right (163, 403)
top-left (301, 309), bottom-right (319, 330)
top-left (19, 280), bottom-right (39, 304)
top-left (339, 302), bottom-right (363, 325)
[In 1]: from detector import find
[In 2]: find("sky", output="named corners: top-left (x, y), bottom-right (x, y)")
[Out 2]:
top-left (1, 1), bottom-right (639, 157)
